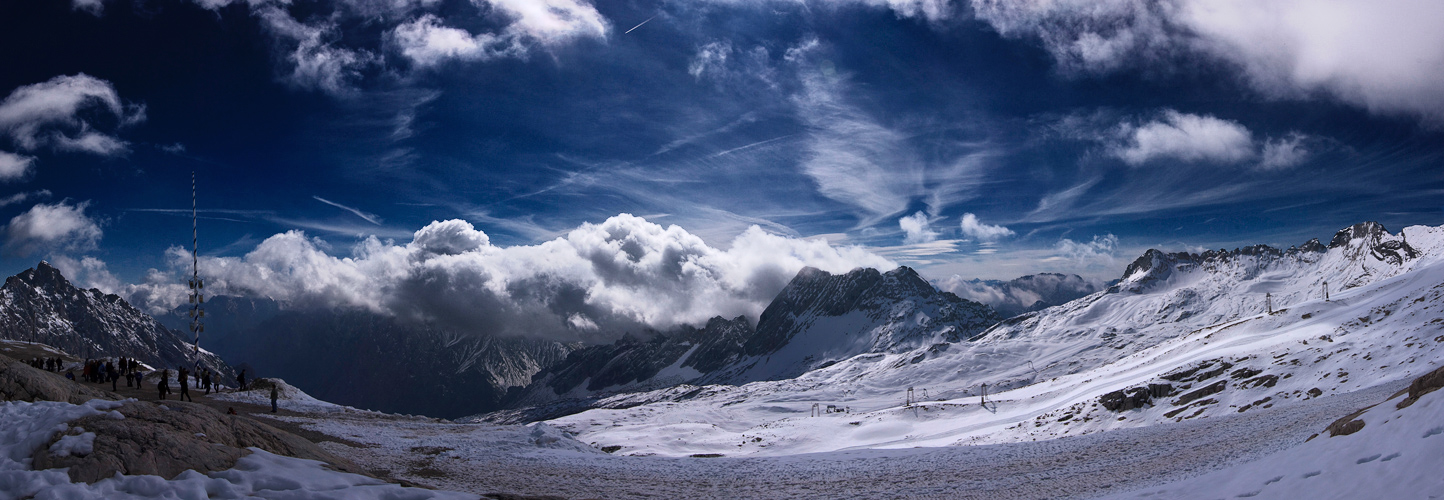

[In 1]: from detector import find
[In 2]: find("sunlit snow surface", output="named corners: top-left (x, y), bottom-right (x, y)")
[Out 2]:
top-left (545, 225), bottom-right (1444, 459)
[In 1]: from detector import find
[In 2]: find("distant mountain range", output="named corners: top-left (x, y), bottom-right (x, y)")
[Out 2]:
top-left (488, 266), bottom-right (1002, 422)
top-left (936, 273), bottom-right (1103, 318)
top-left (0, 262), bottom-right (232, 377)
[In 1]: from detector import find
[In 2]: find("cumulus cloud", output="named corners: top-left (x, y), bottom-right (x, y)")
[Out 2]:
top-left (958, 213), bottom-right (1013, 241)
top-left (3, 201), bottom-right (103, 256)
top-left (1110, 110), bottom-right (1254, 166)
top-left (0, 151), bottom-right (35, 181)
top-left (390, 0), bottom-right (606, 67)
top-left (256, 6), bottom-right (380, 94)
top-left (0, 74), bottom-right (144, 156)
top-left (898, 211), bottom-right (938, 244)
top-left (936, 272), bottom-right (1101, 317)
top-left (125, 215), bottom-right (895, 339)
top-left (49, 255), bottom-right (121, 294)
top-left (1259, 133), bottom-right (1310, 170)
top-left (391, 14), bottom-right (524, 67)
top-left (72, 0), bottom-right (107, 15)
top-left (1051, 233), bottom-right (1119, 268)
top-left (971, 0), bottom-right (1444, 123)
top-left (481, 0), bottom-right (608, 43)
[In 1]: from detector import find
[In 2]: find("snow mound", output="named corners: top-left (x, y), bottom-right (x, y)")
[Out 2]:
top-left (210, 378), bottom-right (360, 414)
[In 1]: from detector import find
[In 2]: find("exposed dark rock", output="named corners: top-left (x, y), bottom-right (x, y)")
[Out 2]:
top-left (1100, 386), bottom-right (1156, 411)
top-left (1396, 364), bottom-right (1444, 409)
top-left (1174, 380), bottom-right (1227, 406)
top-left (1324, 406), bottom-right (1372, 438)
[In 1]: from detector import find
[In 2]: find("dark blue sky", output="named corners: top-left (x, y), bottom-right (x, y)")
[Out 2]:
top-left (1, 0), bottom-right (1441, 331)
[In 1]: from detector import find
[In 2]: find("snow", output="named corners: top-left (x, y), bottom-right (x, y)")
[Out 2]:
top-left (0, 399), bottom-right (478, 500)
top-left (541, 224), bottom-right (1444, 458)
top-left (209, 378), bottom-right (359, 414)
top-left (1102, 386), bottom-right (1444, 499)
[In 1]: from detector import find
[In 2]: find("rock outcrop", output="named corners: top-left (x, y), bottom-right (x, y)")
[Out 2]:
top-left (0, 352), bottom-right (119, 404)
top-left (31, 399), bottom-right (364, 483)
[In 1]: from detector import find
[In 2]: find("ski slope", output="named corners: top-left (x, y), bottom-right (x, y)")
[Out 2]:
top-left (546, 224), bottom-right (1444, 458)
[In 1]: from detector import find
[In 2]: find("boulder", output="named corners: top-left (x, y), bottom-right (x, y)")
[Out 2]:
top-left (32, 399), bottom-right (366, 483)
top-left (1396, 364), bottom-right (1444, 410)
top-left (0, 352), bottom-right (119, 404)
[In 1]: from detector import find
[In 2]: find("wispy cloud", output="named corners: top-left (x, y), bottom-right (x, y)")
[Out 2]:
top-left (313, 195), bottom-right (382, 225)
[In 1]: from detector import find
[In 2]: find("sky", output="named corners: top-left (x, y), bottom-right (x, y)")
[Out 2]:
top-left (1, 0), bottom-right (1442, 340)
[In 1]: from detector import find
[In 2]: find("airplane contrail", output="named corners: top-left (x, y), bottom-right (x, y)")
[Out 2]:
top-left (625, 15), bottom-right (655, 34)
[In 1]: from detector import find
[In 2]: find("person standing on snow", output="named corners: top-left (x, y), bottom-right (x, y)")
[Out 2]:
top-left (270, 384), bottom-right (279, 413)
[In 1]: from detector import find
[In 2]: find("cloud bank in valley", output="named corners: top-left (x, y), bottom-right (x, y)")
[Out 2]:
top-left (125, 214), bottom-right (894, 341)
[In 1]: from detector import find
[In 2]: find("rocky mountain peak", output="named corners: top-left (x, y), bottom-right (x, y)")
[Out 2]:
top-left (1329, 221), bottom-right (1389, 248)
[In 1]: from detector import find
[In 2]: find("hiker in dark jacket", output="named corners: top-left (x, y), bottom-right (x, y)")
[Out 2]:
top-left (178, 367), bottom-right (193, 402)
top-left (202, 370), bottom-right (212, 395)
top-left (236, 370), bottom-right (246, 391)
top-left (270, 384), bottom-right (279, 413)
top-left (157, 370), bottom-right (171, 400)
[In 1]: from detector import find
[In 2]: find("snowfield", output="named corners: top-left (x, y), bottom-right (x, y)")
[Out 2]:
top-left (541, 224), bottom-right (1444, 459)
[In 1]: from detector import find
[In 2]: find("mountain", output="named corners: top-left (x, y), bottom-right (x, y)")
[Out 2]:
top-left (0, 262), bottom-right (232, 378)
top-left (158, 295), bottom-right (281, 346)
top-left (487, 266), bottom-right (1001, 421)
top-left (938, 273), bottom-right (1102, 318)
top-left (209, 308), bottom-right (578, 419)
top-left (523, 222), bottom-right (1444, 457)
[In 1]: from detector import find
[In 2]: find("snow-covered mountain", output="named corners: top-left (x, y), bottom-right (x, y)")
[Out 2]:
top-left (937, 272), bottom-right (1102, 318)
top-left (485, 266), bottom-right (1000, 422)
top-left (530, 222), bottom-right (1444, 458)
top-left (0, 262), bottom-right (232, 377)
top-left (209, 308), bottom-right (578, 419)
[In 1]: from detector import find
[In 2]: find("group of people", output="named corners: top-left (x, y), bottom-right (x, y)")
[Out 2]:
top-left (30, 352), bottom-right (272, 410)
top-left (74, 357), bottom-right (145, 391)
top-left (25, 356), bottom-right (65, 372)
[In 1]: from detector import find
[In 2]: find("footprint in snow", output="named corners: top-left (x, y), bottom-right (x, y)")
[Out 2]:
top-left (1237, 490), bottom-right (1261, 497)
top-left (1263, 476), bottom-right (1282, 485)
top-left (1302, 471), bottom-right (1322, 479)
top-left (1381, 452), bottom-right (1401, 462)
top-left (1357, 454), bottom-right (1382, 464)
top-left (1425, 426), bottom-right (1443, 439)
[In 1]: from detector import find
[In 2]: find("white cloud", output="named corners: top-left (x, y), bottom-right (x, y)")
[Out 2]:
top-left (1259, 133), bottom-right (1310, 170)
top-left (971, 0), bottom-right (1444, 123)
top-left (49, 255), bottom-right (121, 294)
top-left (1051, 234), bottom-right (1119, 268)
top-left (898, 211), bottom-right (938, 244)
top-left (0, 190), bottom-right (50, 208)
top-left (958, 212), bottom-right (1014, 241)
top-left (0, 74), bottom-right (143, 156)
top-left (3, 201), bottom-right (103, 256)
top-left (72, 0), bottom-right (107, 15)
top-left (125, 214), bottom-right (895, 338)
top-left (689, 41), bottom-right (732, 80)
top-left (479, 0), bottom-right (608, 43)
top-left (1111, 110), bottom-right (1255, 166)
top-left (390, 14), bottom-right (524, 67)
top-left (256, 6), bottom-right (380, 94)
top-left (0, 151), bottom-right (35, 181)
top-left (389, 0), bottom-right (607, 68)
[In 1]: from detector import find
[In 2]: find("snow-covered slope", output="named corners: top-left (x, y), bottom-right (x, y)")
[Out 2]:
top-left (0, 262), bottom-right (232, 378)
top-left (540, 222), bottom-right (1444, 458)
top-left (488, 266), bottom-right (999, 421)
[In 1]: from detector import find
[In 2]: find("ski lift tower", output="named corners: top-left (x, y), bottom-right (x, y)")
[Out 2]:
top-left (188, 172), bottom-right (205, 356)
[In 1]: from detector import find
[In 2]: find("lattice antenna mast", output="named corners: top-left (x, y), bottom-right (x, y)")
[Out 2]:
top-left (189, 172), bottom-right (204, 354)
